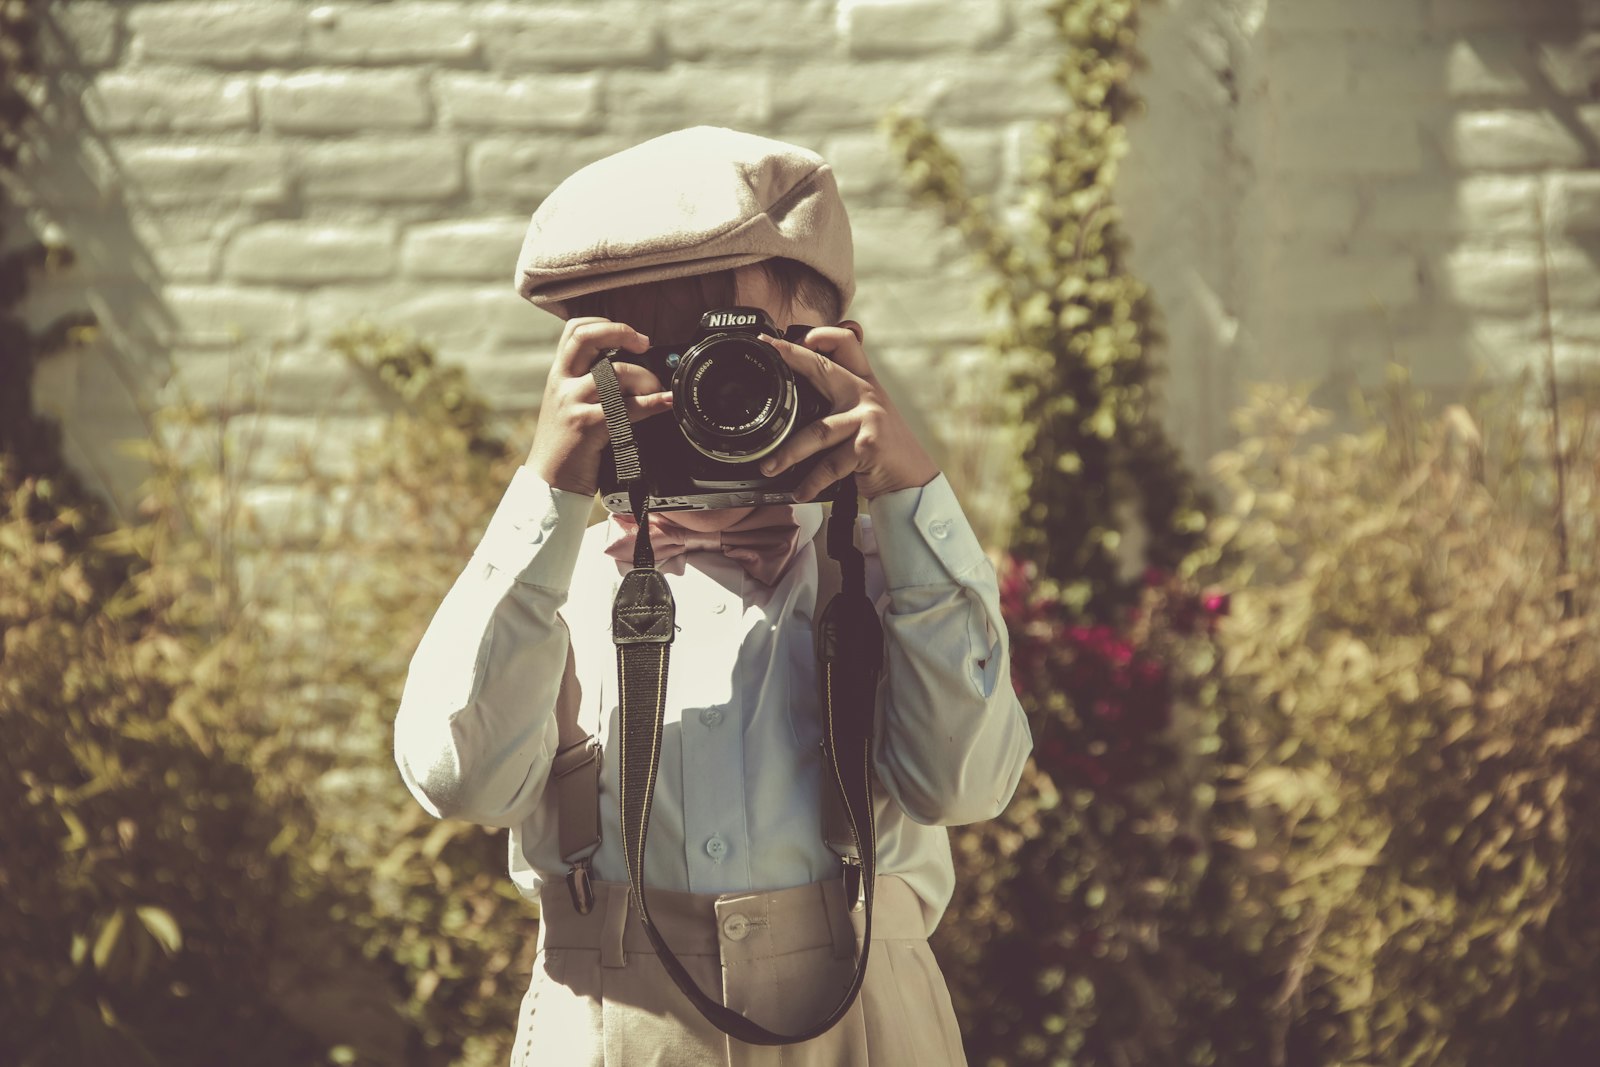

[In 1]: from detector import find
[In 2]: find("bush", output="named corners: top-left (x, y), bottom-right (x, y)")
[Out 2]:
top-left (1195, 377), bottom-right (1600, 1065)
top-left (3, 323), bottom-right (547, 1067)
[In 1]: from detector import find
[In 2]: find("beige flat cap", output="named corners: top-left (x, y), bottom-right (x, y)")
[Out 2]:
top-left (515, 126), bottom-right (855, 319)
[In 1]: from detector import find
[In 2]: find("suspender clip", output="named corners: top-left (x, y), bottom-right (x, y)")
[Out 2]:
top-left (566, 856), bottom-right (596, 915)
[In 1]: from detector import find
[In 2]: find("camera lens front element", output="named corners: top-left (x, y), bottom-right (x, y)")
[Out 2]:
top-left (673, 336), bottom-right (798, 463)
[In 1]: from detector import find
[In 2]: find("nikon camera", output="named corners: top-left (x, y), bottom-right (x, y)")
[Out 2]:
top-left (597, 307), bottom-right (848, 513)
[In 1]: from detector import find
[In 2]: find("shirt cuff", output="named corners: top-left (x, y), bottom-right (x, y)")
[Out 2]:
top-left (470, 465), bottom-right (595, 590)
top-left (866, 472), bottom-right (989, 590)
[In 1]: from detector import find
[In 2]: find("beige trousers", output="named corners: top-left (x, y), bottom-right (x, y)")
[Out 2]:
top-left (510, 873), bottom-right (969, 1066)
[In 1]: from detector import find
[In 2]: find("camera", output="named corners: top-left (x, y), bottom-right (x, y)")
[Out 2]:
top-left (597, 307), bottom-right (849, 513)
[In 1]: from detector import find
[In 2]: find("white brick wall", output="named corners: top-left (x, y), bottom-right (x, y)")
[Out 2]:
top-left (21, 0), bottom-right (1600, 537)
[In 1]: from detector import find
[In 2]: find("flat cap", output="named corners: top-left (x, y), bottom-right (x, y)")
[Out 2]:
top-left (514, 126), bottom-right (855, 319)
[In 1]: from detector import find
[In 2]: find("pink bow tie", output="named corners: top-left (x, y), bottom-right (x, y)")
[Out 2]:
top-left (603, 506), bottom-right (806, 587)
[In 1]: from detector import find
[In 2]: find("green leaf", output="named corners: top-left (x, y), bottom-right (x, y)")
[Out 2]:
top-left (135, 906), bottom-right (183, 957)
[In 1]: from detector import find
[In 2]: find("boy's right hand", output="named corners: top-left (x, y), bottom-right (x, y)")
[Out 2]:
top-left (524, 317), bottom-right (673, 497)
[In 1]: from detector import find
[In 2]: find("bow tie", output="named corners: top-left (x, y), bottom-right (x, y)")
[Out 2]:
top-left (603, 504), bottom-right (824, 586)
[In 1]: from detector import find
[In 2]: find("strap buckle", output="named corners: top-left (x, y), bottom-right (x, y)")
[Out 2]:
top-left (841, 856), bottom-right (865, 913)
top-left (566, 857), bottom-right (596, 915)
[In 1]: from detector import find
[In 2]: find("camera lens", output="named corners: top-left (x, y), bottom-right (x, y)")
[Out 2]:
top-left (674, 336), bottom-right (797, 463)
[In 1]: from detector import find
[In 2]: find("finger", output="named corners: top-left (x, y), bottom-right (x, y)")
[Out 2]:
top-left (625, 391), bottom-right (674, 424)
top-left (557, 320), bottom-right (650, 377)
top-left (766, 335), bottom-right (864, 409)
top-left (609, 360), bottom-right (669, 396)
top-left (790, 444), bottom-right (854, 504)
top-left (801, 324), bottom-right (874, 380)
top-left (758, 412), bottom-right (855, 478)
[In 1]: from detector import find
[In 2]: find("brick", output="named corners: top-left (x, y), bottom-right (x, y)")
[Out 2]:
top-left (306, 2), bottom-right (480, 63)
top-left (1264, 35), bottom-right (1353, 106)
top-left (1364, 175), bottom-right (1538, 236)
top-left (458, 355), bottom-right (547, 412)
top-left (1538, 38), bottom-right (1600, 97)
top-left (299, 140), bottom-right (463, 201)
top-left (235, 482), bottom-right (359, 548)
top-left (1273, 181), bottom-right (1363, 236)
top-left (85, 71), bottom-right (254, 133)
top-left (1432, 245), bottom-right (1542, 313)
top-left (305, 284), bottom-right (534, 351)
top-left (839, 0), bottom-right (1008, 56)
top-left (223, 223), bottom-right (397, 284)
top-left (435, 72), bottom-right (601, 131)
top-left (845, 274), bottom-right (996, 344)
top-left (475, 3), bottom-right (660, 71)
top-left (1542, 172), bottom-right (1600, 233)
top-left (604, 69), bottom-right (775, 133)
top-left (660, 0), bottom-right (839, 57)
top-left (385, 287), bottom-right (518, 350)
top-left (128, 1), bottom-right (305, 65)
top-left (162, 286), bottom-right (305, 347)
top-left (260, 71), bottom-right (431, 134)
top-left (400, 218), bottom-right (528, 280)
top-left (469, 137), bottom-right (630, 207)
top-left (117, 144), bottom-right (288, 206)
top-left (1546, 243), bottom-right (1600, 309)
top-left (1279, 109), bottom-right (1424, 175)
top-left (1269, 253), bottom-right (1422, 313)
top-left (850, 207), bottom-right (963, 275)
top-left (1349, 38), bottom-right (1538, 98)
top-left (772, 62), bottom-right (943, 128)
top-left (127, 207), bottom-right (226, 281)
top-left (42, 1), bottom-right (121, 68)
top-left (253, 345), bottom-right (385, 415)
top-left (223, 413), bottom-right (389, 483)
top-left (1427, 0), bottom-right (1576, 31)
top-left (928, 57), bottom-right (1069, 122)
top-left (1378, 312), bottom-right (1542, 385)
top-left (1266, 0), bottom-right (1427, 32)
top-left (163, 345), bottom-right (365, 418)
top-left (1446, 111), bottom-right (1586, 169)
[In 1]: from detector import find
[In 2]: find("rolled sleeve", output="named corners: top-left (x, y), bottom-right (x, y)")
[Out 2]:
top-left (472, 465), bottom-right (596, 590)
top-left (867, 473), bottom-right (989, 590)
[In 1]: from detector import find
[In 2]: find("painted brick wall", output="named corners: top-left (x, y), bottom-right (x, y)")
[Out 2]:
top-left (19, 0), bottom-right (1600, 550)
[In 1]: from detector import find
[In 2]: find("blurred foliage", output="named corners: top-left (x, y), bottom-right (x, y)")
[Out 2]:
top-left (3, 319), bottom-right (546, 1065)
top-left (889, 1), bottom-right (1243, 1062)
top-left (887, 0), bottom-right (1208, 621)
top-left (1191, 375), bottom-right (1600, 1064)
top-left (889, 0), bottom-right (1600, 1065)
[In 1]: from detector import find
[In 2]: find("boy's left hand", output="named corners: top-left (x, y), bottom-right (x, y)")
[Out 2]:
top-left (761, 321), bottom-right (940, 503)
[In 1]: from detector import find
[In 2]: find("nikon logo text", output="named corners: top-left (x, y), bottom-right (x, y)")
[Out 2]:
top-left (707, 312), bottom-right (760, 328)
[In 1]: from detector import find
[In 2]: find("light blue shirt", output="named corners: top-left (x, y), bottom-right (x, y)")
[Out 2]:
top-left (393, 466), bottom-right (1032, 936)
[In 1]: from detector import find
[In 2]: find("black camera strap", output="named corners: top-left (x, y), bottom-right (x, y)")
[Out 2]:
top-left (585, 354), bottom-right (882, 1046)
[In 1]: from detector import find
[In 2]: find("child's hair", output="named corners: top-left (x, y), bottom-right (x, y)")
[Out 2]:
top-left (564, 257), bottom-right (842, 343)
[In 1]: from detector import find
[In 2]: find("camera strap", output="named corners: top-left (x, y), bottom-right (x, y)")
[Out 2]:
top-left (583, 354), bottom-right (883, 1046)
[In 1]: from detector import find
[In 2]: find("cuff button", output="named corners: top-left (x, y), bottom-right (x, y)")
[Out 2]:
top-left (928, 519), bottom-right (952, 539)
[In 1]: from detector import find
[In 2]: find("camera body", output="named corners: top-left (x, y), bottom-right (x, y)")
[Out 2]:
top-left (597, 307), bottom-right (847, 513)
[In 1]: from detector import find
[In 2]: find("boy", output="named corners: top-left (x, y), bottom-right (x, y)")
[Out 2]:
top-left (394, 126), bottom-right (1032, 1066)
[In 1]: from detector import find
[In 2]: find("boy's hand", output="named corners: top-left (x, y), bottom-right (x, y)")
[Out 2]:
top-left (524, 317), bottom-right (673, 497)
top-left (759, 321), bottom-right (940, 502)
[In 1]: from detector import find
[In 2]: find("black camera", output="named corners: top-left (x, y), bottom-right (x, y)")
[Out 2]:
top-left (597, 307), bottom-right (848, 513)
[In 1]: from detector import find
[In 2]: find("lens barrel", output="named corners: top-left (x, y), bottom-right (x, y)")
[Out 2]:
top-left (674, 335), bottom-right (798, 462)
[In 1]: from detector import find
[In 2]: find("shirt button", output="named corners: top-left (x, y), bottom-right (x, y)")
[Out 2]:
top-left (722, 913), bottom-right (750, 941)
top-left (705, 834), bottom-right (728, 861)
top-left (711, 602), bottom-right (727, 614)
top-left (699, 708), bottom-right (724, 727)
top-left (929, 518), bottom-right (952, 539)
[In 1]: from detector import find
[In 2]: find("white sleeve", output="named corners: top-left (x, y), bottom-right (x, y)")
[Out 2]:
top-left (392, 466), bottom-right (595, 828)
top-left (864, 473), bottom-right (1033, 826)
